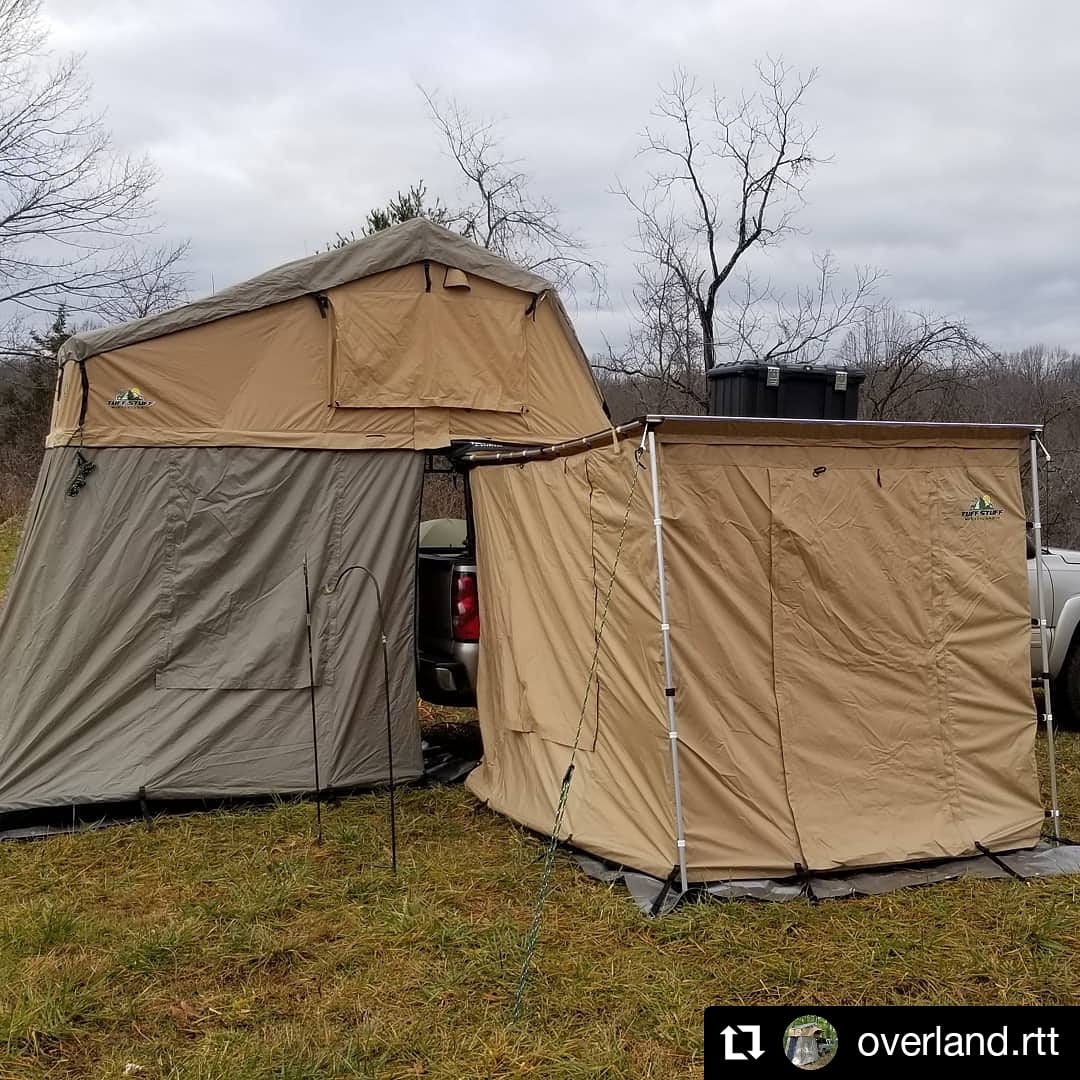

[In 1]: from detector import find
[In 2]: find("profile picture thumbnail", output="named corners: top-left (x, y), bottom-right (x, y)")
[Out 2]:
top-left (783, 1014), bottom-right (837, 1069)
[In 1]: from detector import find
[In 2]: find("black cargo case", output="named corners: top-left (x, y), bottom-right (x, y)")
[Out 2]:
top-left (706, 362), bottom-right (865, 420)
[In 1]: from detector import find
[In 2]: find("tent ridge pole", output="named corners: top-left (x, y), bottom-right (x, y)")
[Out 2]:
top-left (646, 428), bottom-right (690, 892)
top-left (1030, 433), bottom-right (1060, 838)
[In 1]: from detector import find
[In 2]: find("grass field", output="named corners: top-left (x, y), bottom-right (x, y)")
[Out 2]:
top-left (0, 519), bottom-right (1078, 1078)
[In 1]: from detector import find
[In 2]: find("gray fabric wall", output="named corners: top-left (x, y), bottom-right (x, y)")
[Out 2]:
top-left (0, 446), bottom-right (424, 815)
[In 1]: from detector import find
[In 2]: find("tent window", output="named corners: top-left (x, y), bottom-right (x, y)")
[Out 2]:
top-left (156, 450), bottom-right (342, 690)
top-left (330, 289), bottom-right (528, 412)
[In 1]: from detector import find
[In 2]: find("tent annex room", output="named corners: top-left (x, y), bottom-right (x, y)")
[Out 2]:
top-left (465, 416), bottom-right (1047, 888)
top-left (0, 219), bottom-right (608, 827)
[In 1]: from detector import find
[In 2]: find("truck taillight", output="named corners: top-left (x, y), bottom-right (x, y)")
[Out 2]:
top-left (452, 570), bottom-right (480, 642)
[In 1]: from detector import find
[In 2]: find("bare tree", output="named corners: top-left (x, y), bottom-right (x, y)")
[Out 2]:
top-left (421, 87), bottom-right (603, 299)
top-left (595, 260), bottom-right (709, 413)
top-left (720, 252), bottom-right (878, 366)
top-left (93, 242), bottom-right (190, 323)
top-left (0, 0), bottom-right (187, 323)
top-left (614, 60), bottom-right (877, 389)
top-left (837, 302), bottom-right (994, 420)
top-left (970, 346), bottom-right (1080, 546)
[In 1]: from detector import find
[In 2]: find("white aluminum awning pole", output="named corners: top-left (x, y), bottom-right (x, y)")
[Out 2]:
top-left (646, 428), bottom-right (690, 892)
top-left (1030, 433), bottom-right (1060, 839)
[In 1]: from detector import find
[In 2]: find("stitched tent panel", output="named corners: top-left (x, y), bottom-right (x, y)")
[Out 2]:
top-left (766, 466), bottom-right (964, 869)
top-left (659, 460), bottom-right (802, 880)
top-left (467, 420), bottom-right (1043, 881)
top-left (929, 464), bottom-right (1045, 850)
top-left (469, 442), bottom-right (675, 875)
top-left (330, 285), bottom-right (528, 413)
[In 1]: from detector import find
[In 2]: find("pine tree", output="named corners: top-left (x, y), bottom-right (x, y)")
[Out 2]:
top-left (326, 181), bottom-right (451, 250)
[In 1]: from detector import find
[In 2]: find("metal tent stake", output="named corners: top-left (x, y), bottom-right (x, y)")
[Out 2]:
top-left (302, 558), bottom-right (323, 845)
top-left (323, 564), bottom-right (398, 872)
top-left (1030, 433), bottom-right (1061, 839)
top-left (646, 429), bottom-right (690, 892)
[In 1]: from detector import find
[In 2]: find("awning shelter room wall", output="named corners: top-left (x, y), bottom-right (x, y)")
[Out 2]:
top-left (468, 443), bottom-right (675, 875)
top-left (466, 422), bottom-right (1043, 881)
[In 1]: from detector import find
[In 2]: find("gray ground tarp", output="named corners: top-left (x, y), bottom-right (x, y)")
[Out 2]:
top-left (0, 446), bottom-right (424, 816)
top-left (574, 841), bottom-right (1080, 915)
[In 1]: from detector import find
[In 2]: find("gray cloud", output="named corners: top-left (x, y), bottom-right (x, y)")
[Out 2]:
top-left (44, 0), bottom-right (1080, 353)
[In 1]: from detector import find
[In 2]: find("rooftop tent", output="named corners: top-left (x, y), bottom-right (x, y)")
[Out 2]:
top-left (465, 417), bottom-right (1045, 885)
top-left (0, 219), bottom-right (608, 825)
top-left (48, 218), bottom-right (606, 450)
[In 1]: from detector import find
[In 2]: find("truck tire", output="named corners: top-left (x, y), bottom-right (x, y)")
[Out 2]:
top-left (1051, 644), bottom-right (1080, 730)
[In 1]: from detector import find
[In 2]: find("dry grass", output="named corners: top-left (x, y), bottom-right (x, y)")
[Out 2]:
top-left (0, 519), bottom-right (1078, 1077)
top-left (0, 515), bottom-right (20, 605)
top-left (0, 731), bottom-right (1075, 1079)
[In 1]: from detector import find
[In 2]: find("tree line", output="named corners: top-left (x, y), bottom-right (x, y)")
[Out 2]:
top-left (2, 0), bottom-right (1078, 546)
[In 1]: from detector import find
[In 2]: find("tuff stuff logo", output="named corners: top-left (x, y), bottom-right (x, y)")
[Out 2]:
top-left (962, 494), bottom-right (1004, 520)
top-left (107, 387), bottom-right (154, 408)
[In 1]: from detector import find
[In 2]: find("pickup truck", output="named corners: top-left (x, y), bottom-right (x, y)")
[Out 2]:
top-left (416, 502), bottom-right (1080, 726)
top-left (1030, 542), bottom-right (1080, 726)
top-left (416, 515), bottom-right (478, 706)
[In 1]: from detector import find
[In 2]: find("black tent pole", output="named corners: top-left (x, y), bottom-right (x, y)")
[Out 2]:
top-left (379, 611), bottom-right (397, 873)
top-left (302, 557), bottom-right (323, 845)
top-left (323, 564), bottom-right (397, 873)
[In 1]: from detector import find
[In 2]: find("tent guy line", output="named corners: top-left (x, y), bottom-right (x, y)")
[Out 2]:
top-left (512, 423), bottom-right (650, 1021)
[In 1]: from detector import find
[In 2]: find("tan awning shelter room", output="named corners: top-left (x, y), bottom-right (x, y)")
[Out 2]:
top-left (0, 219), bottom-right (608, 824)
top-left (465, 417), bottom-right (1045, 886)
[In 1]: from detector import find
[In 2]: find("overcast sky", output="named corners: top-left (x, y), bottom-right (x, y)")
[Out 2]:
top-left (43, 0), bottom-right (1080, 355)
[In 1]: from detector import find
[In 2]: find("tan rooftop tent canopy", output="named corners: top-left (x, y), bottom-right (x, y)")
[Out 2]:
top-left (49, 218), bottom-right (607, 450)
top-left (465, 416), bottom-right (1045, 885)
top-left (0, 220), bottom-right (607, 826)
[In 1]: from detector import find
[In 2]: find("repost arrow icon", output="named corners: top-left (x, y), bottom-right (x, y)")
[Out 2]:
top-left (720, 1025), bottom-right (747, 1061)
top-left (740, 1024), bottom-right (765, 1059)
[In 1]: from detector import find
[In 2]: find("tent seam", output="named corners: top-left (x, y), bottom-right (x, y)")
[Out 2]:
top-left (585, 457), bottom-right (601, 753)
top-left (766, 468), bottom-right (809, 872)
top-left (930, 469), bottom-right (970, 848)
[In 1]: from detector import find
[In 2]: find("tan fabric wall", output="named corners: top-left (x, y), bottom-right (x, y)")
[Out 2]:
top-left (467, 429), bottom-right (1043, 881)
top-left (657, 454), bottom-right (803, 879)
top-left (48, 264), bottom-right (607, 450)
top-left (928, 465), bottom-right (1045, 852)
top-left (467, 442), bottom-right (678, 876)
